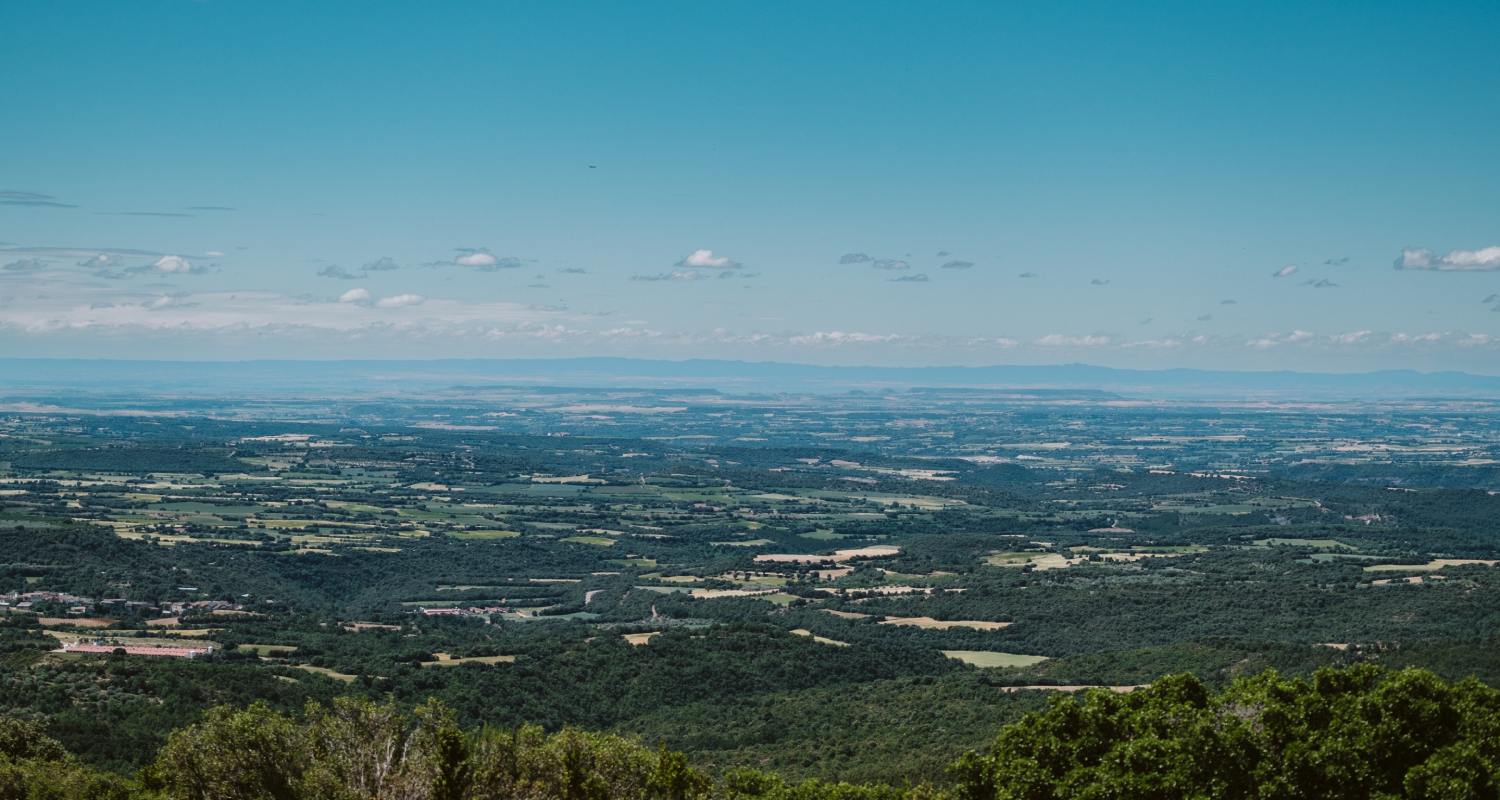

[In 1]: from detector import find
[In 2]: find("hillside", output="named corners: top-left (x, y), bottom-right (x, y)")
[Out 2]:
top-left (3, 665), bottom-right (1497, 799)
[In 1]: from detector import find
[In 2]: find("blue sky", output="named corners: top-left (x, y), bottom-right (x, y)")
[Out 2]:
top-left (2, 0), bottom-right (1499, 371)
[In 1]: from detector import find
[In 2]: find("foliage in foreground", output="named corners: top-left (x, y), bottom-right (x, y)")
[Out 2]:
top-left (4, 665), bottom-right (1500, 799)
top-left (0, 714), bottom-right (135, 799)
top-left (955, 664), bottom-right (1500, 799)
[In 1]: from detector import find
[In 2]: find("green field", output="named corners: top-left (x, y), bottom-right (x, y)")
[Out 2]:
top-left (447, 529), bottom-right (521, 540)
top-left (561, 535), bottom-right (616, 546)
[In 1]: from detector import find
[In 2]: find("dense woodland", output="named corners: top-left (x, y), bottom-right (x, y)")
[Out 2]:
top-left (3, 665), bottom-right (1497, 799)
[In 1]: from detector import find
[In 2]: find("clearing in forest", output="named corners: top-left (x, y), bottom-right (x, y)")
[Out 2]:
top-left (942, 650), bottom-right (1050, 668)
top-left (421, 653), bottom-right (516, 667)
top-left (879, 616), bottom-right (1011, 631)
top-left (790, 629), bottom-right (850, 647)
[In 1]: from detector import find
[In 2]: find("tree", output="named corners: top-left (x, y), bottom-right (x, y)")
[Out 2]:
top-left (152, 703), bottom-right (305, 800)
top-left (953, 665), bottom-right (1500, 800)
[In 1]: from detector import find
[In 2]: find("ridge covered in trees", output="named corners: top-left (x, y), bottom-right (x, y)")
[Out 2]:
top-left (3, 665), bottom-right (1497, 799)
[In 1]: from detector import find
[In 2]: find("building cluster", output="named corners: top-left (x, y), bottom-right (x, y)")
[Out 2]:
top-left (418, 605), bottom-right (509, 618)
top-left (0, 590), bottom-right (99, 613)
top-left (1, 591), bottom-right (247, 620)
top-left (164, 599), bottom-right (241, 615)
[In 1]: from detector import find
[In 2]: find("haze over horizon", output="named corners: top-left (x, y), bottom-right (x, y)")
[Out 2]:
top-left (3, 1), bottom-right (1499, 370)
top-left (7, 356), bottom-right (1500, 403)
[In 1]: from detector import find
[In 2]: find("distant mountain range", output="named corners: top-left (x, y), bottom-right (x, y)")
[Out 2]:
top-left (3, 357), bottom-right (1500, 398)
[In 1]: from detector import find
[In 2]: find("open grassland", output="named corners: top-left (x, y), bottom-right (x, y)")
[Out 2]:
top-left (561, 535), bottom-right (616, 546)
top-left (447, 529), bottom-right (521, 540)
top-left (880, 616), bottom-right (1011, 631)
top-left (985, 552), bottom-right (1081, 570)
top-left (238, 643), bottom-right (298, 656)
top-left (791, 629), bottom-right (850, 647)
top-left (1254, 537), bottom-right (1352, 549)
top-left (420, 653), bottom-right (517, 667)
top-left (292, 664), bottom-right (359, 682)
top-left (943, 651), bottom-right (1051, 668)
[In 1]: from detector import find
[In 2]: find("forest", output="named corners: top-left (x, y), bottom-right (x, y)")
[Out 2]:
top-left (4, 665), bottom-right (1496, 799)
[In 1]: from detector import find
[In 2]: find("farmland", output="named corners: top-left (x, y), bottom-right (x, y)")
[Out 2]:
top-left (3, 383), bottom-right (1500, 782)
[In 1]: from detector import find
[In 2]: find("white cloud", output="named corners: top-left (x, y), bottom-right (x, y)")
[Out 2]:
top-left (375, 293), bottom-right (425, 309)
top-left (204, 250), bottom-right (225, 257)
top-left (1390, 332), bottom-right (1443, 343)
top-left (6, 277), bottom-right (1499, 363)
top-left (788, 331), bottom-right (903, 346)
top-left (0, 285), bottom-right (582, 343)
top-left (145, 295), bottom-right (181, 310)
top-left (1034, 334), bottom-right (1111, 347)
top-left (151, 255), bottom-right (195, 273)
top-left (1246, 330), bottom-right (1315, 349)
top-left (678, 248), bottom-right (739, 269)
top-left (455, 251), bottom-right (498, 267)
top-left (452, 250), bottom-right (522, 271)
top-left (1397, 246), bottom-right (1500, 271)
top-left (970, 336), bottom-right (1019, 348)
top-left (1273, 265), bottom-right (1298, 278)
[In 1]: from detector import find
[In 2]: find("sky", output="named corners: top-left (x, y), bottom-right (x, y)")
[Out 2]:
top-left (2, 0), bottom-right (1499, 372)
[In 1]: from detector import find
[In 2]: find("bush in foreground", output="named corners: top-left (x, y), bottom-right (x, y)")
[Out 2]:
top-left (952, 664), bottom-right (1500, 799)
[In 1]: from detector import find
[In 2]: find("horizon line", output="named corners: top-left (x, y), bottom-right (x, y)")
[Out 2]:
top-left (1, 355), bottom-right (1498, 380)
